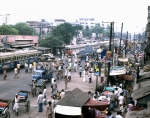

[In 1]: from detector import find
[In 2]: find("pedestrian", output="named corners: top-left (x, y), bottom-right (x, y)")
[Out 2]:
top-left (51, 96), bottom-right (56, 110)
top-left (118, 93), bottom-right (125, 108)
top-left (25, 63), bottom-right (28, 73)
top-left (64, 67), bottom-right (68, 76)
top-left (51, 80), bottom-right (57, 95)
top-left (106, 111), bottom-right (114, 118)
top-left (60, 89), bottom-right (65, 99)
top-left (33, 61), bottom-right (37, 72)
top-left (37, 91), bottom-right (44, 112)
top-left (88, 71), bottom-right (92, 83)
top-left (51, 77), bottom-right (55, 84)
top-left (43, 86), bottom-right (47, 99)
top-left (74, 61), bottom-right (78, 72)
top-left (114, 88), bottom-right (119, 108)
top-left (32, 80), bottom-right (37, 97)
top-left (88, 91), bottom-right (92, 98)
top-left (123, 88), bottom-right (128, 104)
top-left (13, 93), bottom-right (19, 116)
top-left (3, 69), bottom-right (7, 80)
top-left (120, 103), bottom-right (127, 117)
top-left (46, 101), bottom-right (53, 118)
top-left (43, 86), bottom-right (47, 105)
top-left (79, 66), bottom-right (82, 78)
top-left (14, 67), bottom-right (18, 79)
top-left (64, 76), bottom-right (68, 89)
top-left (29, 63), bottom-right (33, 73)
top-left (110, 91), bottom-right (116, 110)
top-left (115, 111), bottom-right (123, 118)
top-left (83, 69), bottom-right (86, 82)
top-left (67, 69), bottom-right (71, 81)
top-left (17, 63), bottom-right (20, 73)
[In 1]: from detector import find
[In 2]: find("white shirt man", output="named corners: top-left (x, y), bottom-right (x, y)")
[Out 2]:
top-left (37, 92), bottom-right (44, 104)
top-left (118, 94), bottom-right (124, 105)
top-left (118, 87), bottom-right (123, 97)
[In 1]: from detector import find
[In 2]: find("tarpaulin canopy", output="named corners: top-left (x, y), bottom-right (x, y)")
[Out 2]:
top-left (84, 98), bottom-right (109, 111)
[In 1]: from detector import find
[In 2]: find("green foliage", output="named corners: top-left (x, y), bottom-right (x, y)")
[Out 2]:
top-left (82, 26), bottom-right (92, 38)
top-left (39, 33), bottom-right (64, 48)
top-left (92, 23), bottom-right (104, 35)
top-left (52, 23), bottom-right (74, 44)
top-left (73, 25), bottom-right (83, 37)
top-left (13, 22), bottom-right (37, 35)
top-left (0, 24), bottom-right (18, 35)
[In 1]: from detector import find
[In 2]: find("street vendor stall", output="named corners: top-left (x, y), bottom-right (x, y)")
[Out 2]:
top-left (54, 88), bottom-right (90, 118)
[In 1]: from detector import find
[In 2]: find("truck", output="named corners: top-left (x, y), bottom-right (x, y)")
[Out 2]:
top-left (32, 69), bottom-right (53, 83)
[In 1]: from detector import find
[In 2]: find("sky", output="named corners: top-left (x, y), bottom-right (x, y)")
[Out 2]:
top-left (0, 0), bottom-right (149, 34)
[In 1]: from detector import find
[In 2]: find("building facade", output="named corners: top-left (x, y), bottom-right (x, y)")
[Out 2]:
top-left (146, 6), bottom-right (150, 44)
top-left (78, 18), bottom-right (95, 29)
top-left (0, 35), bottom-right (38, 49)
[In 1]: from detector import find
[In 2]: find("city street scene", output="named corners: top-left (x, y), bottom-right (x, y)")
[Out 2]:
top-left (0, 0), bottom-right (150, 118)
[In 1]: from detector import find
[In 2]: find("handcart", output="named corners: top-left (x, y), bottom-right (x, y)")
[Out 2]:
top-left (0, 98), bottom-right (11, 118)
top-left (12, 90), bottom-right (30, 113)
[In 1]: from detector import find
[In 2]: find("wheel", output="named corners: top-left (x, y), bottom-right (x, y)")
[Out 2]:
top-left (26, 100), bottom-right (30, 113)
top-left (5, 111), bottom-right (10, 118)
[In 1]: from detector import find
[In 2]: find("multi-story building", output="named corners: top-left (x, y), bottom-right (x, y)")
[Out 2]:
top-left (49, 19), bottom-right (66, 27)
top-left (146, 6), bottom-right (150, 44)
top-left (27, 19), bottom-right (66, 38)
top-left (78, 18), bottom-right (95, 29)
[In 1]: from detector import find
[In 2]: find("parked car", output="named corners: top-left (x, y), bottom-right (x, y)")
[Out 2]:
top-left (32, 69), bottom-right (52, 83)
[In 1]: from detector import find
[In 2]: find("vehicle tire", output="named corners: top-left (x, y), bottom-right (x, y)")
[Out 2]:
top-left (26, 100), bottom-right (30, 113)
top-left (6, 111), bottom-right (10, 118)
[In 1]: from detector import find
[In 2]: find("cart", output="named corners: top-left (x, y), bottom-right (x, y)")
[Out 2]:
top-left (28, 80), bottom-right (45, 97)
top-left (12, 90), bottom-right (30, 113)
top-left (0, 98), bottom-right (11, 118)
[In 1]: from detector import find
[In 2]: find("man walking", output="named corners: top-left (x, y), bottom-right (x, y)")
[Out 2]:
top-left (79, 66), bottom-right (82, 78)
top-left (88, 71), bottom-right (92, 83)
top-left (3, 70), bottom-right (7, 80)
top-left (110, 91), bottom-right (116, 110)
top-left (14, 68), bottom-right (18, 79)
top-left (51, 80), bottom-right (57, 95)
top-left (37, 91), bottom-right (44, 112)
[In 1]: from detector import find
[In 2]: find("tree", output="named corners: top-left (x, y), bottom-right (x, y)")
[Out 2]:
top-left (92, 23), bottom-right (104, 38)
top-left (39, 33), bottom-right (64, 48)
top-left (73, 25), bottom-right (83, 37)
top-left (82, 26), bottom-right (92, 38)
top-left (0, 25), bottom-right (18, 35)
top-left (52, 23), bottom-right (74, 44)
top-left (13, 22), bottom-right (37, 35)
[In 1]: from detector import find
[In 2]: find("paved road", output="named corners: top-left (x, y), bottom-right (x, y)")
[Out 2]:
top-left (0, 60), bottom-right (99, 118)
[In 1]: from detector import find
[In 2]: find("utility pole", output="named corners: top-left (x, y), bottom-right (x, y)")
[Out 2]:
top-left (0, 14), bottom-right (10, 41)
top-left (125, 31), bottom-right (128, 57)
top-left (119, 23), bottom-right (123, 56)
top-left (102, 21), bottom-right (114, 86)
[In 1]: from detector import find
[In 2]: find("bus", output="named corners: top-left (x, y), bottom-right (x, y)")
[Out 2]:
top-left (0, 50), bottom-right (39, 72)
top-left (0, 52), bottom-right (16, 71)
